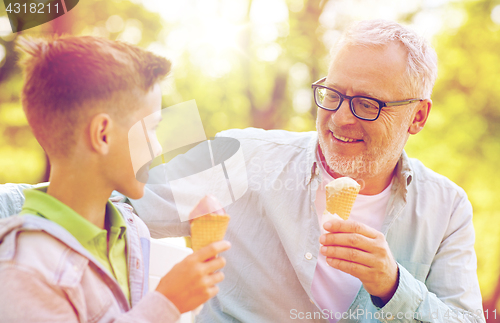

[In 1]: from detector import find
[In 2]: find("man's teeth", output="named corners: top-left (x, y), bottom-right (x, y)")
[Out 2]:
top-left (333, 133), bottom-right (359, 143)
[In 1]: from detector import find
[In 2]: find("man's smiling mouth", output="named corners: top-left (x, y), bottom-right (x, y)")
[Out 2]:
top-left (332, 133), bottom-right (363, 143)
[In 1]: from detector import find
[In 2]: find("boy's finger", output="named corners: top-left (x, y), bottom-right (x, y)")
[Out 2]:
top-left (203, 256), bottom-right (227, 273)
top-left (205, 271), bottom-right (225, 287)
top-left (193, 241), bottom-right (231, 262)
top-left (206, 285), bottom-right (220, 299)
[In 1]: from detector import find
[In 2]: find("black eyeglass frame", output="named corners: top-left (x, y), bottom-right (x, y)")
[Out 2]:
top-left (311, 77), bottom-right (423, 121)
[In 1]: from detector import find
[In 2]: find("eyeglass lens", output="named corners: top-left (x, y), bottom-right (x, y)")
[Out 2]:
top-left (315, 87), bottom-right (380, 120)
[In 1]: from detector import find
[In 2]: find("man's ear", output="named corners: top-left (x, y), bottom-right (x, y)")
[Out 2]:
top-left (408, 99), bottom-right (432, 135)
top-left (89, 113), bottom-right (113, 155)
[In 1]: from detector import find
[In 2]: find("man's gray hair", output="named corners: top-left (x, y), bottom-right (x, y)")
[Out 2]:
top-left (331, 20), bottom-right (438, 99)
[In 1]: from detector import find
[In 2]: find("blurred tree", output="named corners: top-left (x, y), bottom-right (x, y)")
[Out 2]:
top-left (0, 12), bottom-right (47, 184)
top-left (168, 0), bottom-right (329, 138)
top-left (0, 0), bottom-right (164, 183)
top-left (404, 0), bottom-right (500, 320)
top-left (241, 0), bottom-right (328, 130)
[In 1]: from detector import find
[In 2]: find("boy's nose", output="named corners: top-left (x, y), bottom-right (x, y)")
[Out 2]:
top-left (152, 140), bottom-right (162, 158)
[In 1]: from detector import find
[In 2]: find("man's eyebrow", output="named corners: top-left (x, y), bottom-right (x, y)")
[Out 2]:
top-left (325, 81), bottom-right (337, 89)
top-left (325, 82), bottom-right (379, 99)
top-left (358, 90), bottom-right (380, 99)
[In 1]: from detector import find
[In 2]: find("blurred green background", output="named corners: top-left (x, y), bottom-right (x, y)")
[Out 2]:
top-left (1, 0), bottom-right (499, 319)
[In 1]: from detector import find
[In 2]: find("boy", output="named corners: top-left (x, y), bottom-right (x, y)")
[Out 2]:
top-left (0, 35), bottom-right (230, 322)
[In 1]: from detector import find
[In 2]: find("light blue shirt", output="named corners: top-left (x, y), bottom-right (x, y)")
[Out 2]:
top-left (0, 128), bottom-right (484, 322)
top-left (129, 128), bottom-right (484, 322)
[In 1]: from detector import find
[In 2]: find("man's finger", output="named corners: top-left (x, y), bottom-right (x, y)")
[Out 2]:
top-left (326, 257), bottom-right (370, 277)
top-left (320, 245), bottom-right (373, 267)
top-left (323, 218), bottom-right (379, 239)
top-left (192, 241), bottom-right (231, 262)
top-left (319, 232), bottom-right (374, 252)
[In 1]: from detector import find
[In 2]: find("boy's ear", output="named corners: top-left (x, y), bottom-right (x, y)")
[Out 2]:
top-left (89, 113), bottom-right (113, 155)
top-left (408, 99), bottom-right (432, 135)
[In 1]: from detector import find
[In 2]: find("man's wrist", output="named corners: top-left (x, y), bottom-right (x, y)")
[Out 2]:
top-left (371, 266), bottom-right (400, 308)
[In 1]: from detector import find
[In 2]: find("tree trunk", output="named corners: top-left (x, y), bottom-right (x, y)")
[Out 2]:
top-left (483, 274), bottom-right (500, 322)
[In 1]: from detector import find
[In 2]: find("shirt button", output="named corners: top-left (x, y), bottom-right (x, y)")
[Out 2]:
top-left (136, 259), bottom-right (141, 269)
top-left (386, 313), bottom-right (394, 321)
top-left (305, 252), bottom-right (313, 260)
top-left (127, 218), bottom-right (134, 224)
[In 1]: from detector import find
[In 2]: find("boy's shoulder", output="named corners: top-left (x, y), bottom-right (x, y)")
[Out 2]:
top-left (0, 215), bottom-right (87, 285)
top-left (0, 200), bottom-right (149, 284)
top-left (0, 199), bottom-right (150, 274)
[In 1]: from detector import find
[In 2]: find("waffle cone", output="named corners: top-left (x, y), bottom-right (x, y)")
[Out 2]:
top-left (326, 178), bottom-right (360, 220)
top-left (190, 214), bottom-right (230, 251)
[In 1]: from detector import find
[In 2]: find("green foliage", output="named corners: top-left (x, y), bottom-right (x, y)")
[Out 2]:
top-left (0, 0), bottom-right (163, 183)
top-left (405, 0), bottom-right (500, 301)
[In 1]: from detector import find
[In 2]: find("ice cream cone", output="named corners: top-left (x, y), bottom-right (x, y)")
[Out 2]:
top-left (190, 214), bottom-right (230, 251)
top-left (325, 177), bottom-right (360, 220)
top-left (189, 195), bottom-right (230, 251)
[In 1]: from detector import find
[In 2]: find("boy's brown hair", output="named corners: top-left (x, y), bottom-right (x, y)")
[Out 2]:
top-left (16, 35), bottom-right (171, 157)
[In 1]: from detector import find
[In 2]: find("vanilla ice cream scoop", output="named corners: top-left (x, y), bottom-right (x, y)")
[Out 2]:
top-left (325, 177), bottom-right (360, 220)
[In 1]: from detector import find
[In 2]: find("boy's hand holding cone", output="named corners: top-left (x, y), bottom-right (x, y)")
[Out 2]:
top-left (156, 195), bottom-right (231, 313)
top-left (189, 195), bottom-right (230, 252)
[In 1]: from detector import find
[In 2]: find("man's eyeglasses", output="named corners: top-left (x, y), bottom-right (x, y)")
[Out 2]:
top-left (311, 77), bottom-right (422, 121)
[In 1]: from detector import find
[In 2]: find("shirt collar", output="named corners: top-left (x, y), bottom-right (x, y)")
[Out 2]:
top-left (305, 132), bottom-right (319, 186)
top-left (394, 150), bottom-right (414, 195)
top-left (106, 202), bottom-right (127, 239)
top-left (21, 185), bottom-right (127, 244)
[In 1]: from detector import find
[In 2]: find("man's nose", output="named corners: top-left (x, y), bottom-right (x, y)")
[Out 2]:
top-left (332, 99), bottom-right (357, 126)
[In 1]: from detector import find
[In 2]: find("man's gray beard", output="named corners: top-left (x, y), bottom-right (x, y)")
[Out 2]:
top-left (324, 151), bottom-right (383, 179)
top-left (318, 138), bottom-right (385, 180)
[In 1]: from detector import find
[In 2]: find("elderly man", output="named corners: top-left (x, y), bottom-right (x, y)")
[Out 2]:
top-left (1, 20), bottom-right (483, 322)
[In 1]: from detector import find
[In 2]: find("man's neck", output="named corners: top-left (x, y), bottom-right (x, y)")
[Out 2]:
top-left (47, 164), bottom-right (112, 229)
top-left (317, 146), bottom-right (396, 196)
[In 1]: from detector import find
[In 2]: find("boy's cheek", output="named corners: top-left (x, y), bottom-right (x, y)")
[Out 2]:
top-left (134, 164), bottom-right (150, 185)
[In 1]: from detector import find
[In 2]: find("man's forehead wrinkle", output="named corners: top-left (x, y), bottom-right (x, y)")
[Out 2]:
top-left (327, 44), bottom-right (407, 102)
